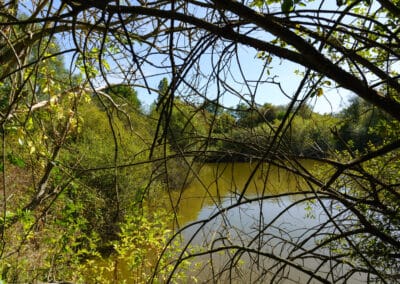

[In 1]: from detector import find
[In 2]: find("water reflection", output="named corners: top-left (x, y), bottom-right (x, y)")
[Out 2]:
top-left (169, 162), bottom-right (311, 226)
top-left (91, 161), bottom-right (367, 283)
top-left (163, 162), bottom-right (365, 284)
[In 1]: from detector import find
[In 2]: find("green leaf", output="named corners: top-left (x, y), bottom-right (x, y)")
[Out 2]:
top-left (251, 0), bottom-right (264, 7)
top-left (7, 153), bottom-right (26, 168)
top-left (102, 60), bottom-right (111, 71)
top-left (310, 88), bottom-right (323, 98)
top-left (281, 0), bottom-right (294, 13)
top-left (26, 117), bottom-right (34, 131)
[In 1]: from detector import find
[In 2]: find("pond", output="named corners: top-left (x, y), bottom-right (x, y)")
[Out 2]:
top-left (160, 161), bottom-right (366, 283)
top-left (97, 161), bottom-right (367, 283)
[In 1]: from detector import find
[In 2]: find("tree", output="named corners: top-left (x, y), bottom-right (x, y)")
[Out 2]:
top-left (213, 110), bottom-right (236, 134)
top-left (337, 96), bottom-right (391, 151)
top-left (259, 103), bottom-right (277, 122)
top-left (234, 102), bottom-right (265, 128)
top-left (1, 0), bottom-right (399, 282)
top-left (104, 85), bottom-right (142, 110)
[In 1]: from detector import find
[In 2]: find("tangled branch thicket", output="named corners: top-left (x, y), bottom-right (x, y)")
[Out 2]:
top-left (0, 0), bottom-right (399, 283)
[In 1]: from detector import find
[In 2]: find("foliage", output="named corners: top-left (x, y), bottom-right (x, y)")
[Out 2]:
top-left (0, 180), bottom-right (101, 282)
top-left (153, 83), bottom-right (209, 152)
top-left (206, 103), bottom-right (338, 159)
top-left (336, 96), bottom-right (393, 151)
top-left (321, 148), bottom-right (400, 283)
top-left (75, 205), bottom-right (193, 284)
top-left (104, 85), bottom-right (142, 110)
top-left (64, 100), bottom-right (154, 243)
top-left (212, 111), bottom-right (236, 134)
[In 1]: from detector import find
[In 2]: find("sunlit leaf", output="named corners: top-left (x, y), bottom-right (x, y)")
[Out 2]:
top-left (316, 88), bottom-right (323, 97)
top-left (26, 117), bottom-right (34, 131)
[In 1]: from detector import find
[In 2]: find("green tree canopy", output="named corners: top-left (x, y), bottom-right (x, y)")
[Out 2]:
top-left (104, 85), bottom-right (142, 110)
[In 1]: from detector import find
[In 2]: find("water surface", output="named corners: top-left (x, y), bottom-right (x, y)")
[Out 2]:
top-left (162, 162), bottom-right (364, 283)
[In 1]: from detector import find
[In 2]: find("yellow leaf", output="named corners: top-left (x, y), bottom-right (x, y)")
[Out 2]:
top-left (26, 117), bottom-right (34, 131)
top-left (27, 141), bottom-right (35, 154)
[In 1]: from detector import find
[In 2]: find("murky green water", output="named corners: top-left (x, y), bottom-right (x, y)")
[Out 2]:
top-left (167, 162), bottom-right (311, 226)
top-left (161, 162), bottom-right (365, 283)
top-left (98, 161), bottom-right (365, 283)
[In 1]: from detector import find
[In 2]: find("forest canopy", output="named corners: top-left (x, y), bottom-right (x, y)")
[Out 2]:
top-left (0, 0), bottom-right (399, 283)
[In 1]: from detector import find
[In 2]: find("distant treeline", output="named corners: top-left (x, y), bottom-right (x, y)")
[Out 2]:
top-left (149, 90), bottom-right (396, 162)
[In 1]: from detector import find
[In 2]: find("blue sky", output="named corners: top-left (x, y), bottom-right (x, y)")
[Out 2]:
top-left (52, 0), bottom-right (353, 114)
top-left (132, 1), bottom-right (354, 114)
top-left (135, 43), bottom-right (351, 114)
